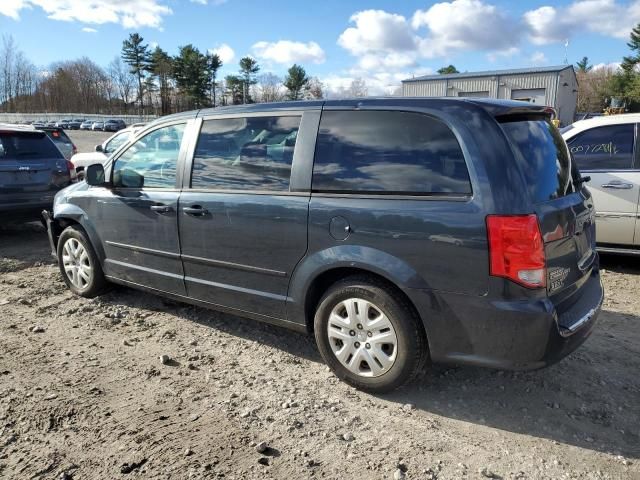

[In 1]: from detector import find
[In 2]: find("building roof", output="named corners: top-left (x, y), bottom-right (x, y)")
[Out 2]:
top-left (403, 65), bottom-right (574, 83)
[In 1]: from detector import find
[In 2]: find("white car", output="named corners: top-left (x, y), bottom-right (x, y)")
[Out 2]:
top-left (562, 114), bottom-right (640, 254)
top-left (71, 125), bottom-right (144, 176)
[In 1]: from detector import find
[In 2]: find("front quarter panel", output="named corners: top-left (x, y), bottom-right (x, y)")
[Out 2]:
top-left (52, 182), bottom-right (106, 261)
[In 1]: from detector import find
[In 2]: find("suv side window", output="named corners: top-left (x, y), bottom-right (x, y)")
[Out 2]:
top-left (104, 131), bottom-right (130, 154)
top-left (191, 115), bottom-right (300, 191)
top-left (312, 110), bottom-right (472, 195)
top-left (567, 124), bottom-right (635, 170)
top-left (112, 123), bottom-right (185, 188)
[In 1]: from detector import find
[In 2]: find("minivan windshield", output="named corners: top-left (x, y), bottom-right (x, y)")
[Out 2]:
top-left (500, 119), bottom-right (577, 203)
top-left (0, 131), bottom-right (63, 160)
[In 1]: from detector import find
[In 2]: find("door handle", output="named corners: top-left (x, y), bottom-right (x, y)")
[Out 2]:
top-left (601, 182), bottom-right (634, 189)
top-left (183, 205), bottom-right (209, 216)
top-left (150, 204), bottom-right (171, 213)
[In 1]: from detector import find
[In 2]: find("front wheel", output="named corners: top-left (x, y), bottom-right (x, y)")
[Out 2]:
top-left (314, 276), bottom-right (429, 392)
top-left (57, 225), bottom-right (107, 297)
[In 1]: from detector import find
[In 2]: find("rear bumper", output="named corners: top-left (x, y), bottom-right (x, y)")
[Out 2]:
top-left (408, 269), bottom-right (603, 370)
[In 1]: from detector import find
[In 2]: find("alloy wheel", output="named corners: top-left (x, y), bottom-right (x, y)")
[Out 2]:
top-left (62, 238), bottom-right (92, 290)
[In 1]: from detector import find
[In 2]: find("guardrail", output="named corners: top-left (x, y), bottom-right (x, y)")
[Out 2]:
top-left (0, 113), bottom-right (157, 124)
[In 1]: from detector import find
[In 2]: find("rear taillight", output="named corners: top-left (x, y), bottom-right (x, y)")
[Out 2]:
top-left (486, 214), bottom-right (546, 288)
top-left (66, 160), bottom-right (77, 181)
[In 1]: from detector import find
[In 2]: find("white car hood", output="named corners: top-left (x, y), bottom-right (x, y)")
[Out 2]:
top-left (70, 152), bottom-right (108, 168)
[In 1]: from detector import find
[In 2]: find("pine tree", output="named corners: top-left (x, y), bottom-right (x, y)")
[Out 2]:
top-left (173, 44), bottom-right (209, 109)
top-left (437, 65), bottom-right (459, 74)
top-left (576, 56), bottom-right (592, 73)
top-left (149, 46), bottom-right (173, 115)
top-left (622, 23), bottom-right (640, 72)
top-left (207, 53), bottom-right (223, 107)
top-left (121, 33), bottom-right (150, 115)
top-left (283, 64), bottom-right (309, 100)
top-left (238, 57), bottom-right (260, 104)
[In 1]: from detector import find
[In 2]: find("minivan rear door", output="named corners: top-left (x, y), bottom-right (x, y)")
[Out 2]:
top-left (0, 130), bottom-right (68, 196)
top-left (500, 119), bottom-right (598, 302)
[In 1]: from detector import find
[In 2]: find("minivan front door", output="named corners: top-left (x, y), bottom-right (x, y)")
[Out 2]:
top-left (566, 123), bottom-right (639, 246)
top-left (178, 114), bottom-right (313, 319)
top-left (90, 122), bottom-right (189, 295)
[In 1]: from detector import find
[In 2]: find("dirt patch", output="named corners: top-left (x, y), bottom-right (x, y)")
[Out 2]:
top-left (0, 222), bottom-right (639, 479)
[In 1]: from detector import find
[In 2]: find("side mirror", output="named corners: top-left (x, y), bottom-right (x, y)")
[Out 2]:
top-left (95, 144), bottom-right (103, 152)
top-left (113, 168), bottom-right (144, 189)
top-left (86, 163), bottom-right (106, 186)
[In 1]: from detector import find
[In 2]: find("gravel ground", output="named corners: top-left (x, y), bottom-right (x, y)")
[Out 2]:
top-left (67, 130), bottom-right (115, 154)
top-left (0, 222), bottom-right (639, 480)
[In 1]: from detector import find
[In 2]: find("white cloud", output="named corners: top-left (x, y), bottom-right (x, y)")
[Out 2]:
top-left (190, 0), bottom-right (228, 4)
top-left (81, 26), bottom-right (97, 33)
top-left (0, 0), bottom-right (28, 20)
top-left (412, 0), bottom-right (519, 58)
top-left (338, 10), bottom-right (417, 56)
top-left (530, 51), bottom-right (548, 65)
top-left (592, 61), bottom-right (622, 71)
top-left (323, 68), bottom-right (433, 97)
top-left (487, 47), bottom-right (520, 63)
top-left (209, 43), bottom-right (235, 65)
top-left (252, 40), bottom-right (326, 65)
top-left (524, 0), bottom-right (640, 45)
top-left (0, 0), bottom-right (172, 29)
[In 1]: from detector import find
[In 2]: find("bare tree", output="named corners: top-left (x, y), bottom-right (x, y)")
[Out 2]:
top-left (108, 57), bottom-right (136, 114)
top-left (305, 76), bottom-right (324, 99)
top-left (349, 77), bottom-right (368, 97)
top-left (257, 73), bottom-right (284, 103)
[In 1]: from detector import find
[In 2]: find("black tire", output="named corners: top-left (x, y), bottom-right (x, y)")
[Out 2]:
top-left (57, 225), bottom-right (107, 298)
top-left (314, 275), bottom-right (429, 393)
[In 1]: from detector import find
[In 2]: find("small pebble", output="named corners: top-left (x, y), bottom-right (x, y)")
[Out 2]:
top-left (255, 441), bottom-right (268, 453)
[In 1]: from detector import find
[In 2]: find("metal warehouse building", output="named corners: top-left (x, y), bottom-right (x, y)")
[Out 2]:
top-left (402, 65), bottom-right (578, 126)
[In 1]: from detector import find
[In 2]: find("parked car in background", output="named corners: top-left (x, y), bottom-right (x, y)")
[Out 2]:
top-left (45, 121), bottom-right (57, 127)
top-left (68, 119), bottom-right (84, 130)
top-left (80, 120), bottom-right (93, 130)
top-left (91, 121), bottom-right (104, 131)
top-left (32, 120), bottom-right (46, 128)
top-left (39, 126), bottom-right (77, 161)
top-left (562, 114), bottom-right (640, 255)
top-left (103, 119), bottom-right (126, 132)
top-left (0, 124), bottom-right (73, 221)
top-left (45, 99), bottom-right (602, 392)
top-left (69, 124), bottom-right (144, 177)
top-left (55, 119), bottom-right (71, 129)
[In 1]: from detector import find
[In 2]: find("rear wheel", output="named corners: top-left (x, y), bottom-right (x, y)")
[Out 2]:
top-left (314, 276), bottom-right (428, 392)
top-left (57, 225), bottom-right (107, 297)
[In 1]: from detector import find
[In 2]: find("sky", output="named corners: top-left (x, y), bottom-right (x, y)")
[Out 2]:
top-left (0, 0), bottom-right (638, 94)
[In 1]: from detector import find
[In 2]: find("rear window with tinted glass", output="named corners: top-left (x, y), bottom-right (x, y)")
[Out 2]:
top-left (312, 110), bottom-right (472, 195)
top-left (500, 119), bottom-right (577, 203)
top-left (0, 132), bottom-right (63, 160)
top-left (45, 130), bottom-right (72, 145)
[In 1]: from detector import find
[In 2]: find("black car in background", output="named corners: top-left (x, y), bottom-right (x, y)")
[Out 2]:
top-left (103, 119), bottom-right (126, 132)
top-left (44, 98), bottom-right (603, 392)
top-left (1, 125), bottom-right (73, 221)
top-left (68, 119), bottom-right (85, 130)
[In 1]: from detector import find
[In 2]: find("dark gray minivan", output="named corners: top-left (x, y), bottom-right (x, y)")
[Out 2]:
top-left (43, 98), bottom-right (603, 392)
top-left (1, 125), bottom-right (73, 221)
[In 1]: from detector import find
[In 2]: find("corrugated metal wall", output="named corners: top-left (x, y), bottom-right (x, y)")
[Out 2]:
top-left (403, 72), bottom-right (559, 107)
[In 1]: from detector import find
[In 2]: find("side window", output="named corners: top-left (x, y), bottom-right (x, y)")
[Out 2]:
top-left (568, 124), bottom-right (635, 170)
top-left (104, 131), bottom-right (130, 154)
top-left (112, 123), bottom-right (185, 188)
top-left (191, 116), bottom-right (300, 191)
top-left (312, 111), bottom-right (472, 195)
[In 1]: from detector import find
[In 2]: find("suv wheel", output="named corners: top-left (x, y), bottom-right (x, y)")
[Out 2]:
top-left (57, 225), bottom-right (107, 297)
top-left (314, 276), bottom-right (428, 392)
